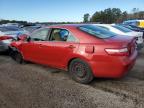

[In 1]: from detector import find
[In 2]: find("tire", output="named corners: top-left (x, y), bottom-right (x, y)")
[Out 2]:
top-left (14, 52), bottom-right (24, 64)
top-left (69, 59), bottom-right (94, 84)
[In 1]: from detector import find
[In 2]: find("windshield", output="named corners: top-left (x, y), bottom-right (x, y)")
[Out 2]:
top-left (112, 25), bottom-right (132, 33)
top-left (79, 25), bottom-right (116, 39)
top-left (23, 26), bottom-right (41, 32)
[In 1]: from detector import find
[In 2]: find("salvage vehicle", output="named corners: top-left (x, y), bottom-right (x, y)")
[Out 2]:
top-left (0, 26), bottom-right (28, 52)
top-left (94, 24), bottom-right (144, 50)
top-left (10, 24), bottom-right (137, 84)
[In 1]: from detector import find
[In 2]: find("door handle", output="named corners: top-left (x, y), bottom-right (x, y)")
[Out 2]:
top-left (68, 45), bottom-right (76, 49)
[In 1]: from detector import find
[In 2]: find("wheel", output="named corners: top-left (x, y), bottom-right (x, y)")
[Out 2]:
top-left (14, 52), bottom-right (24, 64)
top-left (69, 59), bottom-right (94, 84)
top-left (9, 47), bottom-right (14, 58)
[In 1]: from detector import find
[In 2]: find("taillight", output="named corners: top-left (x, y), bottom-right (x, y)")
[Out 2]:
top-left (105, 48), bottom-right (129, 56)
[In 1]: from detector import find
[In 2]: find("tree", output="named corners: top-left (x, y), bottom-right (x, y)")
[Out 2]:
top-left (132, 8), bottom-right (139, 14)
top-left (90, 8), bottom-right (122, 23)
top-left (83, 13), bottom-right (90, 23)
top-left (0, 19), bottom-right (28, 25)
top-left (90, 8), bottom-right (144, 23)
top-left (138, 11), bottom-right (144, 19)
top-left (117, 11), bottom-right (128, 23)
top-left (132, 8), bottom-right (139, 19)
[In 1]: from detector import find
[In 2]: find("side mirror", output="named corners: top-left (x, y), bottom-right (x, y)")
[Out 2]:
top-left (17, 34), bottom-right (28, 41)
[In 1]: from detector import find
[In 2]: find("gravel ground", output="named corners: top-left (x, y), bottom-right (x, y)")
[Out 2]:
top-left (0, 49), bottom-right (144, 108)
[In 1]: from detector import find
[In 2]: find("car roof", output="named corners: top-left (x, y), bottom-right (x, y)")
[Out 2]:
top-left (93, 24), bottom-right (112, 27)
top-left (23, 25), bottom-right (41, 28)
top-left (45, 24), bottom-right (90, 29)
top-left (93, 24), bottom-right (116, 29)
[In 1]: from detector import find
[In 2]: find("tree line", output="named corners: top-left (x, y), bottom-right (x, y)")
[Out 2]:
top-left (0, 19), bottom-right (28, 25)
top-left (83, 8), bottom-right (144, 24)
top-left (0, 19), bottom-right (81, 25)
top-left (0, 8), bottom-right (144, 25)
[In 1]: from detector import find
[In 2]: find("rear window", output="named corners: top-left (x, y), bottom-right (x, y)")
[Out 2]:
top-left (112, 25), bottom-right (132, 33)
top-left (79, 25), bottom-right (116, 39)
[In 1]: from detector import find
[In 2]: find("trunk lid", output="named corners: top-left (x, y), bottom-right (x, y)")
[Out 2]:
top-left (104, 35), bottom-right (134, 44)
top-left (103, 35), bottom-right (136, 56)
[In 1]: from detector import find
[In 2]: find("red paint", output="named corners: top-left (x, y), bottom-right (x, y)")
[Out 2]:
top-left (10, 25), bottom-right (137, 78)
top-left (18, 34), bottom-right (28, 41)
top-left (0, 35), bottom-right (13, 40)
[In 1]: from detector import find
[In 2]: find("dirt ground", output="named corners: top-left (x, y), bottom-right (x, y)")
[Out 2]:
top-left (0, 49), bottom-right (144, 108)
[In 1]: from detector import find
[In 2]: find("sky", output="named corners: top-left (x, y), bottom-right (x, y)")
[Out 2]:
top-left (0, 0), bottom-right (144, 22)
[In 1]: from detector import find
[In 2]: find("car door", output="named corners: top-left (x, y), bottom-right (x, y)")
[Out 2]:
top-left (39, 28), bottom-right (79, 68)
top-left (21, 28), bottom-right (50, 63)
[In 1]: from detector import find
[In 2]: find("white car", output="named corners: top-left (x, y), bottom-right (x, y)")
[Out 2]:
top-left (0, 26), bottom-right (28, 52)
top-left (93, 24), bottom-right (144, 49)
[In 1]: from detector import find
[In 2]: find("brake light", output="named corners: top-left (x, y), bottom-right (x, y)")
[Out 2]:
top-left (105, 48), bottom-right (129, 56)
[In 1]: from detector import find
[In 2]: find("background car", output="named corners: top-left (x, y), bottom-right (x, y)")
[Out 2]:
top-left (93, 24), bottom-right (144, 50)
top-left (120, 24), bottom-right (144, 38)
top-left (2, 23), bottom-right (20, 27)
top-left (0, 26), bottom-right (28, 52)
top-left (10, 24), bottom-right (137, 84)
top-left (22, 25), bottom-right (42, 34)
top-left (123, 20), bottom-right (144, 28)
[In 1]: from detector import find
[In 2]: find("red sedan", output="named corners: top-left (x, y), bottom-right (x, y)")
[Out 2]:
top-left (10, 24), bottom-right (137, 84)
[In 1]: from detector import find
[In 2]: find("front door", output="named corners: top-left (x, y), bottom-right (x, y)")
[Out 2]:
top-left (21, 28), bottom-right (50, 63)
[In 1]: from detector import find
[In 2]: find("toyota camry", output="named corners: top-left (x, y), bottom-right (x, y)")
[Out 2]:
top-left (10, 24), bottom-right (137, 84)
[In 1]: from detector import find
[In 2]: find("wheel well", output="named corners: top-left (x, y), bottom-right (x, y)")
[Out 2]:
top-left (9, 46), bottom-right (24, 59)
top-left (67, 58), bottom-right (78, 70)
top-left (9, 46), bottom-right (18, 52)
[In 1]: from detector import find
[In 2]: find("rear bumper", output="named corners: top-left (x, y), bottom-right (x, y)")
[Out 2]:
top-left (89, 51), bottom-right (137, 78)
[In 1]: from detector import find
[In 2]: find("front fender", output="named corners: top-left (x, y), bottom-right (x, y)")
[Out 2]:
top-left (10, 41), bottom-right (23, 49)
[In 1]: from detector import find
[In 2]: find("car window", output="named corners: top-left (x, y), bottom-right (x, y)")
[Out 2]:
top-left (123, 21), bottom-right (138, 26)
top-left (50, 29), bottom-right (77, 42)
top-left (112, 25), bottom-right (132, 33)
top-left (79, 25), bottom-right (116, 39)
top-left (67, 33), bottom-right (77, 42)
top-left (23, 26), bottom-right (41, 32)
top-left (30, 28), bottom-right (49, 41)
top-left (97, 26), bottom-right (110, 31)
